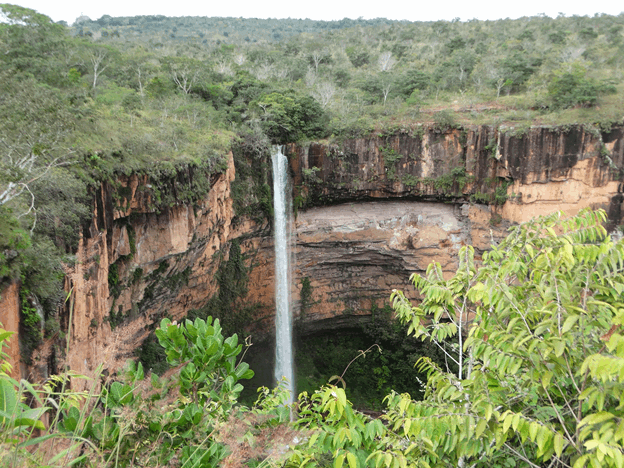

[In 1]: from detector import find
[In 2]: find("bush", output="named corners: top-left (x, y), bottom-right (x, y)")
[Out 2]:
top-left (0, 317), bottom-right (265, 467)
top-left (252, 91), bottom-right (330, 143)
top-left (432, 109), bottom-right (458, 132)
top-left (548, 65), bottom-right (617, 109)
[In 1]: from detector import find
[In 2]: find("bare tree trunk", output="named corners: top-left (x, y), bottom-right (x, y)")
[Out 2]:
top-left (90, 51), bottom-right (109, 89)
top-left (137, 67), bottom-right (144, 96)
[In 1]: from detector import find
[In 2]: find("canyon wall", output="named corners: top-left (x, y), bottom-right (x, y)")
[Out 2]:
top-left (3, 124), bottom-right (623, 385)
top-left (27, 153), bottom-right (241, 387)
top-left (271, 124), bottom-right (624, 335)
top-left (288, 125), bottom-right (623, 222)
top-left (0, 282), bottom-right (21, 378)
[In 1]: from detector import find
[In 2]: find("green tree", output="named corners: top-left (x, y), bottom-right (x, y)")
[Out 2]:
top-left (161, 56), bottom-right (204, 95)
top-left (306, 44), bottom-right (332, 73)
top-left (0, 4), bottom-right (71, 87)
top-left (432, 51), bottom-right (476, 93)
top-left (548, 64), bottom-right (616, 109)
top-left (80, 43), bottom-right (118, 89)
top-left (382, 209), bottom-right (624, 468)
top-left (289, 385), bottom-right (390, 468)
top-left (345, 45), bottom-right (370, 68)
top-left (112, 46), bottom-right (158, 96)
top-left (0, 207), bottom-right (30, 282)
top-left (396, 69), bottom-right (430, 99)
top-left (497, 52), bottom-right (539, 94)
top-left (0, 75), bottom-right (76, 222)
top-left (252, 91), bottom-right (329, 143)
top-left (358, 73), bottom-right (396, 105)
top-left (289, 210), bottom-right (624, 468)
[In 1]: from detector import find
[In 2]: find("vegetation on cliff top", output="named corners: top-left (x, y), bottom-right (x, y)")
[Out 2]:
top-left (67, 8), bottom-right (624, 134)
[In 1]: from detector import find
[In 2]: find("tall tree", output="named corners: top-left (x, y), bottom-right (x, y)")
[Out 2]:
top-left (0, 4), bottom-right (71, 87)
top-left (386, 209), bottom-right (624, 468)
top-left (161, 57), bottom-right (204, 95)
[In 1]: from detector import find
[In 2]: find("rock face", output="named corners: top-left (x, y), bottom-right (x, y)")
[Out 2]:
top-left (0, 282), bottom-right (21, 378)
top-left (5, 124), bottom-right (623, 384)
top-left (29, 153), bottom-right (239, 388)
top-left (288, 125), bottom-right (623, 213)
top-left (291, 201), bottom-right (497, 334)
top-left (243, 200), bottom-right (492, 339)
top-left (250, 124), bottom-right (624, 335)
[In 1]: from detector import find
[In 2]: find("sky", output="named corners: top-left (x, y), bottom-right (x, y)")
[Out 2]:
top-left (7, 0), bottom-right (624, 25)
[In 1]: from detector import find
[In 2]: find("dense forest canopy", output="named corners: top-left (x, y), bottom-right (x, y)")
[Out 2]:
top-left (71, 14), bottom-right (401, 44)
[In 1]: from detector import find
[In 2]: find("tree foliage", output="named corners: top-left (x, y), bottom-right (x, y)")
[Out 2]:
top-left (548, 64), bottom-right (617, 108)
top-left (0, 3), bottom-right (71, 87)
top-left (0, 75), bottom-right (76, 213)
top-left (252, 91), bottom-right (329, 143)
top-left (381, 209), bottom-right (624, 468)
top-left (1, 8), bottom-right (624, 465)
top-left (0, 317), bottom-right (269, 467)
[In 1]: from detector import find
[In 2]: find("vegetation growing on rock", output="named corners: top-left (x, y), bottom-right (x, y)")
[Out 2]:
top-left (2, 4), bottom-right (623, 320)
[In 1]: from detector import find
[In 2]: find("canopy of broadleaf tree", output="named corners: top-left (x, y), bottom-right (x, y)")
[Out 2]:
top-left (386, 209), bottom-right (624, 468)
top-left (292, 209), bottom-right (624, 468)
top-left (251, 91), bottom-right (329, 144)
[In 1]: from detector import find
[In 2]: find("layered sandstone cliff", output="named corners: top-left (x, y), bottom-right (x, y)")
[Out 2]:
top-left (266, 125), bottom-right (623, 335)
top-left (0, 282), bottom-right (21, 378)
top-left (26, 153), bottom-right (239, 387)
top-left (288, 125), bottom-right (623, 223)
top-left (3, 124), bottom-right (623, 385)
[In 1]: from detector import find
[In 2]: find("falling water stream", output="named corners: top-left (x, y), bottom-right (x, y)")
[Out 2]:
top-left (272, 145), bottom-right (295, 403)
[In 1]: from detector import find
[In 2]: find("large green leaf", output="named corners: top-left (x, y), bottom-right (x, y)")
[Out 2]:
top-left (0, 377), bottom-right (18, 426)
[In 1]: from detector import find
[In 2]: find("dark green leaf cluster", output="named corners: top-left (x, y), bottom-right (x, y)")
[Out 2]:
top-left (295, 304), bottom-right (449, 409)
top-left (0, 207), bottom-right (30, 281)
top-left (548, 65), bottom-right (618, 109)
top-left (252, 91), bottom-right (330, 143)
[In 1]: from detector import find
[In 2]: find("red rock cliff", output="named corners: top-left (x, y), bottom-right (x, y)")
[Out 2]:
top-left (6, 124), bottom-right (623, 385)
top-left (0, 282), bottom-right (21, 378)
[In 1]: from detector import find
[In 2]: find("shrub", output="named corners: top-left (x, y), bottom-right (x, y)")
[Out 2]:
top-left (432, 109), bottom-right (458, 132)
top-left (0, 316), bottom-right (263, 467)
top-left (548, 65), bottom-right (617, 109)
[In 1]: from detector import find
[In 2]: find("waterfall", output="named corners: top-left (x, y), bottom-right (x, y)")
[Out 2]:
top-left (272, 145), bottom-right (295, 403)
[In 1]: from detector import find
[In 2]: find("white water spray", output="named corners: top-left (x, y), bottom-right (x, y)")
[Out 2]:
top-left (272, 145), bottom-right (294, 403)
